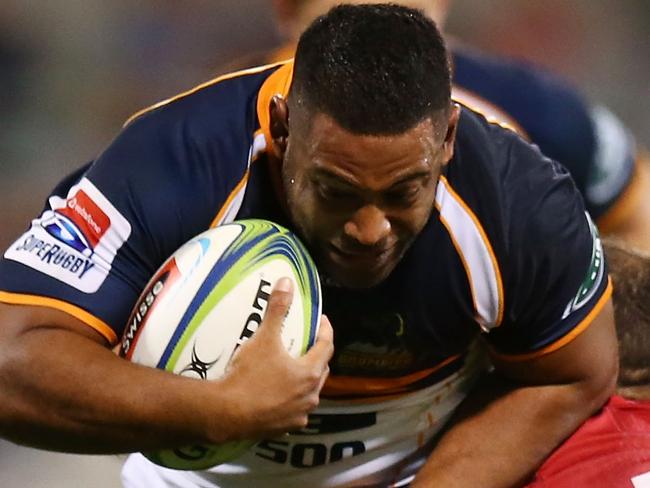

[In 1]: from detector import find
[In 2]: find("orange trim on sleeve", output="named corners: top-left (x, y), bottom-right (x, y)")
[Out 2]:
top-left (597, 150), bottom-right (647, 233)
top-left (491, 277), bottom-right (613, 362)
top-left (322, 354), bottom-right (461, 397)
top-left (123, 61), bottom-right (290, 127)
top-left (256, 60), bottom-right (294, 149)
top-left (0, 290), bottom-right (118, 345)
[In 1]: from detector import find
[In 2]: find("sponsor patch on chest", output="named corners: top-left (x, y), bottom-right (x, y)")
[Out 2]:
top-left (5, 178), bottom-right (131, 293)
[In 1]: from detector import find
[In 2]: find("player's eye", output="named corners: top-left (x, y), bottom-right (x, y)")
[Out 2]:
top-left (315, 182), bottom-right (359, 204)
top-left (384, 186), bottom-right (421, 207)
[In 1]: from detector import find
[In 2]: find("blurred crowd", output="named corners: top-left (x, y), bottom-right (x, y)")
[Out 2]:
top-left (0, 0), bottom-right (649, 250)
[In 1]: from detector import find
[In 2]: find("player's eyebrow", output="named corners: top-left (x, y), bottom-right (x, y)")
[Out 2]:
top-left (312, 167), bottom-right (431, 192)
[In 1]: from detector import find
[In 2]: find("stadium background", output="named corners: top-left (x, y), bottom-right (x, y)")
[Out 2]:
top-left (0, 0), bottom-right (648, 486)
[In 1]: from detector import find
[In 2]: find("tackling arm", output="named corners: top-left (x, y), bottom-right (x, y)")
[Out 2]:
top-left (411, 298), bottom-right (618, 488)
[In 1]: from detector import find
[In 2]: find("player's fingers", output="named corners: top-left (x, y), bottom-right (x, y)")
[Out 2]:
top-left (317, 364), bottom-right (330, 391)
top-left (302, 314), bottom-right (334, 366)
top-left (260, 277), bottom-right (294, 336)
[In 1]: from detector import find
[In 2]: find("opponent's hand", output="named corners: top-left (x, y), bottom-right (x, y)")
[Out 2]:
top-left (214, 277), bottom-right (334, 442)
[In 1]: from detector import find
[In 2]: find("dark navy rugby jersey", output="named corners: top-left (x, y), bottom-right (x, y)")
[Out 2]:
top-left (452, 46), bottom-right (637, 221)
top-left (0, 61), bottom-right (611, 398)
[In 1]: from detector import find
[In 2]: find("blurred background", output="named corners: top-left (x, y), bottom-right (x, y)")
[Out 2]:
top-left (0, 0), bottom-right (648, 486)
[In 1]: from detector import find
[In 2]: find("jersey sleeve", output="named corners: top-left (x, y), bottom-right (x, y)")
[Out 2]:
top-left (0, 87), bottom-right (254, 344)
top-left (486, 135), bottom-right (612, 358)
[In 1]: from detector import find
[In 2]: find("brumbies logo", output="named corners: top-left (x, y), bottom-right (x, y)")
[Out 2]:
top-left (4, 178), bottom-right (131, 293)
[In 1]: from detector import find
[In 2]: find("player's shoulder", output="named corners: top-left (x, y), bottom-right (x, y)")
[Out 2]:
top-left (87, 63), bottom-right (286, 209)
top-left (450, 107), bottom-right (585, 259)
top-left (123, 63), bottom-right (282, 130)
top-left (453, 106), bottom-right (547, 183)
top-left (107, 63), bottom-right (281, 179)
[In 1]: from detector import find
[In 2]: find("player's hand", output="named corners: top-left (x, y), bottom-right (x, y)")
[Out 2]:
top-left (214, 277), bottom-right (334, 442)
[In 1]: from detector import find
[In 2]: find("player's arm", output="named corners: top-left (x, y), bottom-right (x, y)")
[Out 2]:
top-left (0, 280), bottom-right (333, 454)
top-left (412, 298), bottom-right (617, 488)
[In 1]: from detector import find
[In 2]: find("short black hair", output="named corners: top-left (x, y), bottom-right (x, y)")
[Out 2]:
top-left (291, 3), bottom-right (451, 135)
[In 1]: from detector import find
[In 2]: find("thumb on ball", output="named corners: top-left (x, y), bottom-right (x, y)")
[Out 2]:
top-left (262, 277), bottom-right (294, 336)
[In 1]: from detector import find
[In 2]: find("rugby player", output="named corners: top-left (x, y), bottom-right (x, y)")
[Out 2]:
top-left (261, 0), bottom-right (650, 253)
top-left (0, 4), bottom-right (618, 487)
top-left (260, 6), bottom-right (650, 483)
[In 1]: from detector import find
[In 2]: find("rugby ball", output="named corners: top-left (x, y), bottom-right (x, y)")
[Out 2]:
top-left (119, 219), bottom-right (321, 470)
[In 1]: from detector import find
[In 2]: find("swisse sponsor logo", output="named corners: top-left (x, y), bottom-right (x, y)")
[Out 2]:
top-left (14, 234), bottom-right (95, 279)
top-left (231, 279), bottom-right (272, 357)
top-left (58, 189), bottom-right (110, 248)
top-left (121, 272), bottom-right (168, 356)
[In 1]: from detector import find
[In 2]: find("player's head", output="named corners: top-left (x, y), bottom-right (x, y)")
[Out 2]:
top-left (269, 3), bottom-right (459, 289)
top-left (272, 0), bottom-right (452, 40)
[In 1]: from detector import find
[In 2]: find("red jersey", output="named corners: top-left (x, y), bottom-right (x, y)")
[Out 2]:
top-left (528, 395), bottom-right (650, 487)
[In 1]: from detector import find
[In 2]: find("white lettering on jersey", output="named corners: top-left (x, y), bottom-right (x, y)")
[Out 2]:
top-left (632, 470), bottom-right (650, 488)
top-left (4, 178), bottom-right (131, 293)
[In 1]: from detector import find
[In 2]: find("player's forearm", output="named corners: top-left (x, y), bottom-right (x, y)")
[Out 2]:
top-left (411, 373), bottom-right (615, 488)
top-left (0, 327), bottom-right (237, 454)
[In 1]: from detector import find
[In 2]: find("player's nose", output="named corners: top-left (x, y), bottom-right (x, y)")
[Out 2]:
top-left (343, 204), bottom-right (391, 246)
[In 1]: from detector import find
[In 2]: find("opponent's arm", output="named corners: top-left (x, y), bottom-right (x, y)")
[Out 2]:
top-left (412, 298), bottom-right (617, 488)
top-left (0, 279), bottom-right (333, 454)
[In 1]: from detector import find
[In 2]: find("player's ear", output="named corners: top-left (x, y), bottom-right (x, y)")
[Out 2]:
top-left (440, 103), bottom-right (460, 166)
top-left (269, 95), bottom-right (290, 160)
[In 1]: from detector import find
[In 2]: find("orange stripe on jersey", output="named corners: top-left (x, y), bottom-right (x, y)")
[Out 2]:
top-left (209, 129), bottom-right (267, 228)
top-left (322, 354), bottom-right (461, 398)
top-left (437, 176), bottom-right (505, 327)
top-left (0, 291), bottom-right (118, 345)
top-left (209, 168), bottom-right (251, 228)
top-left (491, 277), bottom-right (613, 362)
top-left (452, 86), bottom-right (529, 138)
top-left (597, 149), bottom-right (648, 233)
top-left (123, 61), bottom-right (290, 127)
top-left (256, 60), bottom-right (294, 149)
